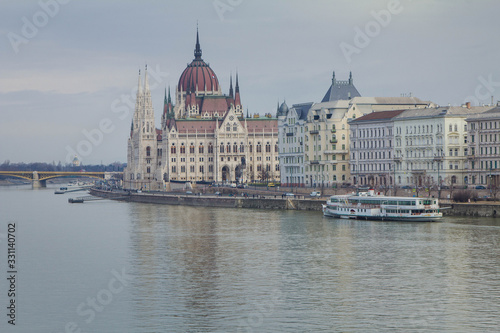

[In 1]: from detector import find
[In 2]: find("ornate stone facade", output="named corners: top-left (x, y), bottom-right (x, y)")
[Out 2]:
top-left (124, 29), bottom-right (279, 190)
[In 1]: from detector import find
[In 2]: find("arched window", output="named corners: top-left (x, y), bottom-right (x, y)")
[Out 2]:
top-left (240, 142), bottom-right (245, 153)
top-left (265, 142), bottom-right (271, 152)
top-left (146, 146), bottom-right (151, 157)
top-left (257, 142), bottom-right (262, 153)
top-left (233, 142), bottom-right (238, 153)
top-left (199, 144), bottom-right (204, 154)
top-left (208, 143), bottom-right (213, 154)
top-left (220, 143), bottom-right (224, 153)
top-left (171, 144), bottom-right (176, 154)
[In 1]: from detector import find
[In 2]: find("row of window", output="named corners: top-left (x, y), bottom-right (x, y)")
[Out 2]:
top-left (170, 164), bottom-right (279, 174)
top-left (169, 144), bottom-right (279, 154)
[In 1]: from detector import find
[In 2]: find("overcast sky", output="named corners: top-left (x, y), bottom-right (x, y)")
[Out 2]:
top-left (1, 0), bottom-right (499, 164)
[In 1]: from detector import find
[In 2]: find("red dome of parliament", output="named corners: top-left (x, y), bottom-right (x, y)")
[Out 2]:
top-left (178, 30), bottom-right (219, 92)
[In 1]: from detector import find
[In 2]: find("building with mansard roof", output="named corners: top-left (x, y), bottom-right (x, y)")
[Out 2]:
top-left (124, 29), bottom-right (279, 190)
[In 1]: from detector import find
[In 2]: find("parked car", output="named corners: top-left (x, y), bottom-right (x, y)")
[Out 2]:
top-left (475, 185), bottom-right (487, 189)
top-left (401, 185), bottom-right (412, 189)
top-left (285, 192), bottom-right (295, 197)
top-left (185, 191), bottom-right (193, 195)
top-left (268, 183), bottom-right (275, 187)
top-left (310, 191), bottom-right (321, 197)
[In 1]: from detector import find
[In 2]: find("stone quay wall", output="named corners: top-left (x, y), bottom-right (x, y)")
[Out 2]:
top-left (90, 189), bottom-right (500, 216)
top-left (90, 189), bottom-right (325, 211)
top-left (444, 203), bottom-right (500, 217)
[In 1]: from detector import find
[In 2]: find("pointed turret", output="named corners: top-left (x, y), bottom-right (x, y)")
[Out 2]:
top-left (194, 26), bottom-right (202, 60)
top-left (163, 87), bottom-right (169, 119)
top-left (144, 64), bottom-right (150, 93)
top-left (234, 72), bottom-right (241, 107)
top-left (349, 71), bottom-right (353, 85)
top-left (191, 82), bottom-right (196, 105)
top-left (143, 64), bottom-right (153, 118)
top-left (133, 69), bottom-right (144, 134)
top-left (229, 74), bottom-right (234, 98)
top-left (137, 69), bottom-right (143, 95)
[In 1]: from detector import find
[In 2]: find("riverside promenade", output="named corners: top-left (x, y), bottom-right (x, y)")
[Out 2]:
top-left (90, 188), bottom-right (325, 211)
top-left (89, 187), bottom-right (500, 217)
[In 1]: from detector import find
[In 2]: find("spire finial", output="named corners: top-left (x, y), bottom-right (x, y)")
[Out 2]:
top-left (137, 68), bottom-right (143, 94)
top-left (235, 72), bottom-right (239, 93)
top-left (194, 24), bottom-right (202, 60)
top-left (229, 73), bottom-right (234, 98)
top-left (144, 64), bottom-right (150, 92)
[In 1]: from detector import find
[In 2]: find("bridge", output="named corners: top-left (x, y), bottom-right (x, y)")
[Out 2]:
top-left (0, 171), bottom-right (122, 188)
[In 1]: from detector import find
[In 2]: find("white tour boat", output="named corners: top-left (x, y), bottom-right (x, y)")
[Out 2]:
top-left (322, 189), bottom-right (442, 222)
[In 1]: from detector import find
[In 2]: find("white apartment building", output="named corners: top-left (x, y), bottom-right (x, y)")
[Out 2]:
top-left (466, 106), bottom-right (500, 186)
top-left (392, 106), bottom-right (492, 188)
top-left (277, 102), bottom-right (312, 187)
top-left (349, 110), bottom-right (404, 186)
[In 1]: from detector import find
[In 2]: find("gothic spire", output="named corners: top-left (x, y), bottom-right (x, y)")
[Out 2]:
top-left (144, 64), bottom-right (150, 92)
top-left (229, 74), bottom-right (234, 98)
top-left (137, 69), bottom-right (143, 95)
top-left (234, 72), bottom-right (241, 107)
top-left (194, 26), bottom-right (202, 60)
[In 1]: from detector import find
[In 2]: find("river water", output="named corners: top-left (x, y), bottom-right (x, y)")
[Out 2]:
top-left (0, 185), bottom-right (499, 332)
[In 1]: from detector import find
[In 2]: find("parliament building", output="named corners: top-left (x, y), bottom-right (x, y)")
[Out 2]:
top-left (124, 30), bottom-right (279, 190)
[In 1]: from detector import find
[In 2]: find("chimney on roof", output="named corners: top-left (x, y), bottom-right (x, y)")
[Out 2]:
top-left (466, 101), bottom-right (471, 109)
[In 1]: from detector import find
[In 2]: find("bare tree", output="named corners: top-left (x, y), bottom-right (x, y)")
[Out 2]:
top-left (422, 176), bottom-right (433, 197)
top-left (259, 168), bottom-right (270, 183)
top-left (490, 176), bottom-right (500, 200)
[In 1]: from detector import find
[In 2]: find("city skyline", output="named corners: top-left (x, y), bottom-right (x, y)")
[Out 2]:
top-left (1, 0), bottom-right (500, 164)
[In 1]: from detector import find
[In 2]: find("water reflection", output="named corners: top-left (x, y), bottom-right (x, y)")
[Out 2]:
top-left (126, 203), bottom-right (500, 332)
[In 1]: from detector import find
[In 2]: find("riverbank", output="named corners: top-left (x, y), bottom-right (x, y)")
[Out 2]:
top-left (89, 188), bottom-right (500, 217)
top-left (90, 188), bottom-right (324, 211)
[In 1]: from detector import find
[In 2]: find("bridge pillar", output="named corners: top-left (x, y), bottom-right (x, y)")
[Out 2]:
top-left (32, 171), bottom-right (46, 188)
top-left (32, 180), bottom-right (46, 188)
